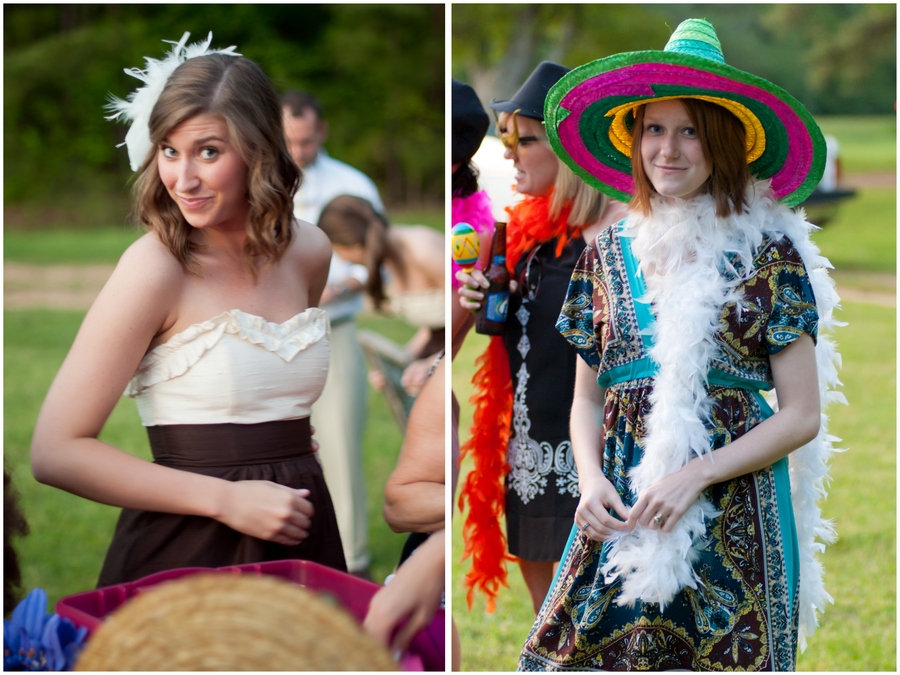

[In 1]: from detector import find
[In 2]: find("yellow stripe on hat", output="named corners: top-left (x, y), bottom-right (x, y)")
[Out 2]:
top-left (607, 95), bottom-right (765, 163)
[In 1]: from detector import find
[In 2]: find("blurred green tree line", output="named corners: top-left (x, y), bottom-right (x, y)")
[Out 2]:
top-left (4, 4), bottom-right (444, 226)
top-left (453, 4), bottom-right (895, 121)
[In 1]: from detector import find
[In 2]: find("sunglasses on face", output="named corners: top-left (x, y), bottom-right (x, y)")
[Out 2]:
top-left (494, 108), bottom-right (542, 154)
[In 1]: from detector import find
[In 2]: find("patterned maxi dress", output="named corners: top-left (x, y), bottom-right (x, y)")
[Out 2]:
top-left (518, 221), bottom-right (818, 671)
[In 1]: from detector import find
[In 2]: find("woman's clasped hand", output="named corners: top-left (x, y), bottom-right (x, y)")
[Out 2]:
top-left (576, 463), bottom-right (711, 541)
top-left (215, 481), bottom-right (315, 546)
top-left (574, 470), bottom-right (629, 542)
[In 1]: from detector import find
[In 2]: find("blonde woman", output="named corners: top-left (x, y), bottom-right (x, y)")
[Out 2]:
top-left (456, 62), bottom-right (626, 615)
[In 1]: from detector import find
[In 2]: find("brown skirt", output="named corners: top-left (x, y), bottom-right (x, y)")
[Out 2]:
top-left (97, 418), bottom-right (346, 588)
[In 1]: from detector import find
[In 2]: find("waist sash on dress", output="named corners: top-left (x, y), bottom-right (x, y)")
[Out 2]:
top-left (97, 416), bottom-right (348, 587)
top-left (148, 418), bottom-right (313, 471)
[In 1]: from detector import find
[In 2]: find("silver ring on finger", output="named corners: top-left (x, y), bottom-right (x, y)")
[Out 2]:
top-left (653, 513), bottom-right (664, 526)
top-left (580, 522), bottom-right (590, 534)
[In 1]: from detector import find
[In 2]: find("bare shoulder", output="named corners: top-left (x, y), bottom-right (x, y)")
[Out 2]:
top-left (115, 232), bottom-right (184, 288)
top-left (288, 220), bottom-right (331, 276)
top-left (290, 219), bottom-right (332, 266)
top-left (402, 224), bottom-right (445, 249)
top-left (400, 225), bottom-right (445, 280)
top-left (99, 233), bottom-right (184, 327)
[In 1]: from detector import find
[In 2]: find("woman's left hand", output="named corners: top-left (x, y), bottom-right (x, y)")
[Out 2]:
top-left (625, 462), bottom-right (706, 533)
top-left (363, 531), bottom-right (444, 658)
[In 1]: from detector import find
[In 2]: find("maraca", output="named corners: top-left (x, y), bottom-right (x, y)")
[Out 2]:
top-left (452, 222), bottom-right (482, 313)
top-left (451, 222), bottom-right (480, 272)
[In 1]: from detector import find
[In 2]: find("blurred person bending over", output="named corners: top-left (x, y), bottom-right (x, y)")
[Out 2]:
top-left (282, 90), bottom-right (383, 577)
top-left (318, 195), bottom-right (445, 399)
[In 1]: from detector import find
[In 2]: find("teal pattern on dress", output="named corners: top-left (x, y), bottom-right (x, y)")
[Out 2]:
top-left (519, 225), bottom-right (817, 672)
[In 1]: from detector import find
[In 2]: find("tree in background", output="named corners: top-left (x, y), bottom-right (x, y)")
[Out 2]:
top-left (452, 4), bottom-right (671, 122)
top-left (4, 4), bottom-right (444, 226)
top-left (762, 3), bottom-right (896, 114)
top-left (453, 4), bottom-right (895, 127)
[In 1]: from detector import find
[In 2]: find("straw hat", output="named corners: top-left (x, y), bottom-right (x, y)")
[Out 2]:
top-left (544, 18), bottom-right (826, 206)
top-left (74, 573), bottom-right (397, 671)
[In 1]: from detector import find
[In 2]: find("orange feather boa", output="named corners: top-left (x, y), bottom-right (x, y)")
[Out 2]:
top-left (457, 191), bottom-right (578, 611)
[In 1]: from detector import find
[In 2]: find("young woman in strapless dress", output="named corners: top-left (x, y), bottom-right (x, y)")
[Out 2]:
top-left (31, 34), bottom-right (346, 586)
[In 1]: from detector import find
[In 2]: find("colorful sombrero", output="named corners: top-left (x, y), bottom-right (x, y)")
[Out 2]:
top-left (544, 18), bottom-right (826, 207)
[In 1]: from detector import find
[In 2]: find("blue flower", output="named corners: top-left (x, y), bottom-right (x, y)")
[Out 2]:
top-left (3, 589), bottom-right (87, 671)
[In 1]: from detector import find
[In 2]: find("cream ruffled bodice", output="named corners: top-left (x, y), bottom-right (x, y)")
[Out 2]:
top-left (125, 308), bottom-right (330, 426)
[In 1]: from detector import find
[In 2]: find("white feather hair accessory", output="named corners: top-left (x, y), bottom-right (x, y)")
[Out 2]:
top-left (105, 32), bottom-right (241, 172)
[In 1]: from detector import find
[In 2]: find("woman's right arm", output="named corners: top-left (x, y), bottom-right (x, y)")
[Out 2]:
top-left (570, 358), bottom-right (630, 540)
top-left (383, 358), bottom-right (445, 533)
top-left (31, 237), bottom-right (312, 546)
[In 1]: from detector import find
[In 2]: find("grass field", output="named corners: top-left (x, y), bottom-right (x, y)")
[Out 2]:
top-left (817, 115), bottom-right (896, 174)
top-left (812, 187), bottom-right (895, 276)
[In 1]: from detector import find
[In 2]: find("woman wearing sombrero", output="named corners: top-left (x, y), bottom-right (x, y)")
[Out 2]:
top-left (518, 19), bottom-right (844, 671)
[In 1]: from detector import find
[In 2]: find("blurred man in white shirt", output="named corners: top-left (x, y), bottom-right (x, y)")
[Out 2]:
top-left (283, 91), bottom-right (383, 576)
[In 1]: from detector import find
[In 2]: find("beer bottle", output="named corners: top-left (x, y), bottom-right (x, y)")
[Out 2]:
top-left (475, 222), bottom-right (510, 335)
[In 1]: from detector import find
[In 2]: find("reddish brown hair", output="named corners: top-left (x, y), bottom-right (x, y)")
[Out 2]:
top-left (631, 98), bottom-right (751, 217)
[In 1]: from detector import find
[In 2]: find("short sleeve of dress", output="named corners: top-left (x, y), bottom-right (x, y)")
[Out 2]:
top-left (765, 236), bottom-right (819, 355)
top-left (556, 244), bottom-right (604, 371)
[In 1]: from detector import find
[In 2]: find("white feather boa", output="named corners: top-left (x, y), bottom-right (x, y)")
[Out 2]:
top-left (105, 32), bottom-right (241, 172)
top-left (600, 181), bottom-right (844, 649)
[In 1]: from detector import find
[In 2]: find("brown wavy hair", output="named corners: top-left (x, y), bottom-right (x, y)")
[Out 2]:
top-left (631, 98), bottom-right (751, 218)
top-left (133, 53), bottom-right (300, 275)
top-left (317, 195), bottom-right (401, 310)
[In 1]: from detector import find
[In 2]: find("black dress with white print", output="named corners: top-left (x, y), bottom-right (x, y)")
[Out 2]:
top-left (502, 237), bottom-right (583, 562)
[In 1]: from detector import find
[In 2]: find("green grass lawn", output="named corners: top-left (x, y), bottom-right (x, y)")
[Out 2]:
top-left (811, 186), bottom-right (896, 277)
top-left (817, 115), bottom-right (896, 174)
top-left (4, 225), bottom-right (144, 265)
top-left (4, 308), bottom-right (416, 611)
